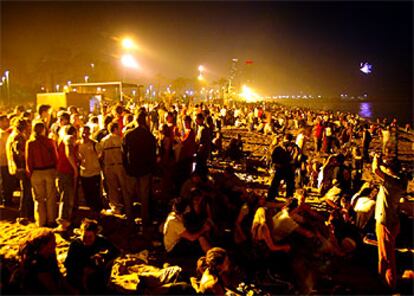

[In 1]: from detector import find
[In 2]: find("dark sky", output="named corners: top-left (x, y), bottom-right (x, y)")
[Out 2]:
top-left (1, 1), bottom-right (412, 100)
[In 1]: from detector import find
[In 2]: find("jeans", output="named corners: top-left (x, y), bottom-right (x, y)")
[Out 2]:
top-left (57, 172), bottom-right (76, 224)
top-left (268, 167), bottom-right (295, 199)
top-left (103, 165), bottom-right (129, 214)
top-left (0, 166), bottom-right (18, 205)
top-left (134, 174), bottom-right (152, 225)
top-left (80, 175), bottom-right (103, 212)
top-left (31, 169), bottom-right (58, 226)
top-left (17, 171), bottom-right (34, 219)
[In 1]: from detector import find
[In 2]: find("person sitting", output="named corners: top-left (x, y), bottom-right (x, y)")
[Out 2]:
top-left (191, 247), bottom-right (232, 295)
top-left (180, 170), bottom-right (204, 201)
top-left (184, 188), bottom-right (213, 235)
top-left (163, 198), bottom-right (211, 258)
top-left (251, 206), bottom-right (291, 268)
top-left (234, 191), bottom-right (265, 245)
top-left (350, 182), bottom-right (378, 231)
top-left (64, 218), bottom-right (120, 294)
top-left (225, 134), bottom-right (243, 161)
top-left (11, 228), bottom-right (75, 294)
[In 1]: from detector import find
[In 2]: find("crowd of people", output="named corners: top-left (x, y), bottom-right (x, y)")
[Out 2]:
top-left (0, 99), bottom-right (412, 294)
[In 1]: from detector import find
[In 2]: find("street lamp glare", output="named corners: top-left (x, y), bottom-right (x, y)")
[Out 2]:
top-left (122, 38), bottom-right (135, 49)
top-left (121, 54), bottom-right (139, 69)
top-left (198, 65), bottom-right (204, 72)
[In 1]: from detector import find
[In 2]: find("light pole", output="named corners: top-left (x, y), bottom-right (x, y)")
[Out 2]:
top-left (90, 63), bottom-right (95, 81)
top-left (4, 71), bottom-right (10, 105)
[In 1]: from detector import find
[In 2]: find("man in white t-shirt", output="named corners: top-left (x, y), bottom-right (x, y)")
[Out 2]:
top-left (163, 198), bottom-right (211, 256)
top-left (78, 126), bottom-right (103, 214)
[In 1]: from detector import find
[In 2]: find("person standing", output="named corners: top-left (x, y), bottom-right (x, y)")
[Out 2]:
top-left (56, 125), bottom-right (79, 231)
top-left (6, 118), bottom-right (34, 223)
top-left (195, 113), bottom-right (212, 177)
top-left (26, 121), bottom-right (58, 227)
top-left (372, 155), bottom-right (406, 290)
top-left (0, 114), bottom-right (17, 206)
top-left (101, 122), bottom-right (129, 217)
top-left (175, 115), bottom-right (196, 191)
top-left (78, 126), bottom-right (103, 216)
top-left (267, 134), bottom-right (297, 200)
top-left (122, 111), bottom-right (156, 226)
top-left (362, 124), bottom-right (372, 162)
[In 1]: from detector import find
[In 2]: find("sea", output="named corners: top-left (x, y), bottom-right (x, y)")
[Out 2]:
top-left (274, 98), bottom-right (413, 125)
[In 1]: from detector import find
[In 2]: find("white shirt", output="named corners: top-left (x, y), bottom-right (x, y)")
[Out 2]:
top-left (163, 212), bottom-right (186, 252)
top-left (78, 140), bottom-right (101, 177)
top-left (272, 209), bottom-right (299, 242)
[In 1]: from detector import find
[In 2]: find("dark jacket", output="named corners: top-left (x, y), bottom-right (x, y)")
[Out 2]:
top-left (122, 125), bottom-right (157, 177)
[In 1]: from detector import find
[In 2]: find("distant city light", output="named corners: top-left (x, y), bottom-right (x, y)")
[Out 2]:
top-left (84, 75), bottom-right (89, 82)
top-left (56, 84), bottom-right (60, 91)
top-left (198, 65), bottom-right (204, 72)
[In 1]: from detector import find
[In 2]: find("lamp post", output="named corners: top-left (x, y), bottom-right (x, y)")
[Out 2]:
top-left (90, 63), bottom-right (95, 81)
top-left (4, 71), bottom-right (10, 105)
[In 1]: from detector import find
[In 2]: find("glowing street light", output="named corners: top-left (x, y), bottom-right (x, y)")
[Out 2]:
top-left (197, 65), bottom-right (205, 81)
top-left (4, 71), bottom-right (10, 104)
top-left (121, 54), bottom-right (139, 69)
top-left (122, 37), bottom-right (136, 50)
top-left (84, 75), bottom-right (89, 83)
top-left (240, 85), bottom-right (259, 102)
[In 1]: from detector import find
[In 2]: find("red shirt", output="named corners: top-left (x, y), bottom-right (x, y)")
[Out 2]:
top-left (26, 136), bottom-right (58, 174)
top-left (57, 141), bottom-right (78, 175)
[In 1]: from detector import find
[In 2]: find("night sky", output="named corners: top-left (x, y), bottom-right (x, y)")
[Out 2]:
top-left (1, 1), bottom-right (412, 100)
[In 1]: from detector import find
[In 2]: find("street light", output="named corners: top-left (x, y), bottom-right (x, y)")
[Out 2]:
top-left (197, 65), bottom-right (204, 81)
top-left (84, 75), bottom-right (89, 83)
top-left (122, 37), bottom-right (136, 50)
top-left (4, 71), bottom-right (10, 104)
top-left (121, 54), bottom-right (139, 69)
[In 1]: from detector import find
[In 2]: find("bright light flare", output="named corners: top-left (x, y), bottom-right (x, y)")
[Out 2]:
top-left (240, 85), bottom-right (260, 102)
top-left (198, 74), bottom-right (204, 81)
top-left (121, 54), bottom-right (139, 69)
top-left (198, 65), bottom-right (204, 72)
top-left (122, 37), bottom-right (136, 50)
